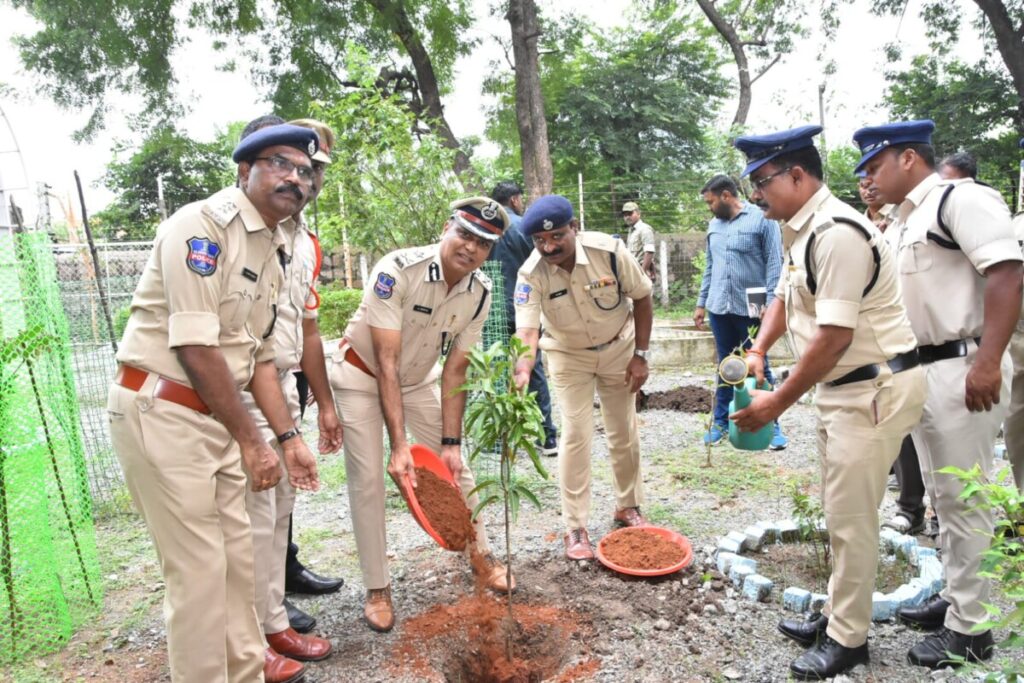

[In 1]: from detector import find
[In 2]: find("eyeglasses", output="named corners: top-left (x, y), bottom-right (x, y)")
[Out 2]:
top-left (253, 155), bottom-right (315, 184)
top-left (751, 167), bottom-right (792, 190)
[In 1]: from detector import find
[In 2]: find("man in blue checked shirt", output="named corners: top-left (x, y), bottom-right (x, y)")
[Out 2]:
top-left (695, 174), bottom-right (787, 449)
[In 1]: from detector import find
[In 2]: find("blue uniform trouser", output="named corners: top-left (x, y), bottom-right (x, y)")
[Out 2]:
top-left (708, 312), bottom-right (775, 427)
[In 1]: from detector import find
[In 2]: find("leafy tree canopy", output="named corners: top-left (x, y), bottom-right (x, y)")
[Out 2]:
top-left (92, 125), bottom-right (234, 240)
top-left (10, 0), bottom-right (473, 138)
top-left (884, 54), bottom-right (1020, 201)
top-left (484, 4), bottom-right (725, 232)
top-left (309, 48), bottom-right (463, 256)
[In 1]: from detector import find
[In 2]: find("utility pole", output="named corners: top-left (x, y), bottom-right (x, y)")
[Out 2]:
top-left (156, 175), bottom-right (168, 221)
top-left (818, 83), bottom-right (827, 182)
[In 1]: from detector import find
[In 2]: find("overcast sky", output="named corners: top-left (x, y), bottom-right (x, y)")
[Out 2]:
top-left (0, 0), bottom-right (984, 228)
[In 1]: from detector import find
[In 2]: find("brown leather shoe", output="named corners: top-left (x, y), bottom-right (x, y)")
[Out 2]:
top-left (364, 586), bottom-right (395, 633)
top-left (564, 528), bottom-right (595, 560)
top-left (474, 553), bottom-right (516, 593)
top-left (264, 648), bottom-right (305, 683)
top-left (265, 627), bottom-right (332, 662)
top-left (613, 506), bottom-right (649, 527)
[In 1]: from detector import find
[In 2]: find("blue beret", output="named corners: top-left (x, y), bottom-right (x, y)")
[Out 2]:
top-left (520, 195), bottom-right (574, 236)
top-left (733, 125), bottom-right (823, 177)
top-left (449, 196), bottom-right (508, 242)
top-left (852, 119), bottom-right (934, 173)
top-left (232, 124), bottom-right (319, 163)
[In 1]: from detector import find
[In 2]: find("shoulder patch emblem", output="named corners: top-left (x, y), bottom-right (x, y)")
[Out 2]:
top-left (186, 237), bottom-right (221, 276)
top-left (514, 282), bottom-right (532, 305)
top-left (374, 272), bottom-right (396, 299)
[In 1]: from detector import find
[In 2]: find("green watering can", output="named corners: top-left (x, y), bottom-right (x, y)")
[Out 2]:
top-left (718, 355), bottom-right (774, 451)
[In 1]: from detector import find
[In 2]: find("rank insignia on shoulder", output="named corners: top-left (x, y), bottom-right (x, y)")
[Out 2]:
top-left (374, 272), bottom-right (396, 299)
top-left (202, 199), bottom-right (239, 227)
top-left (186, 237), bottom-right (221, 276)
top-left (514, 282), bottom-right (531, 305)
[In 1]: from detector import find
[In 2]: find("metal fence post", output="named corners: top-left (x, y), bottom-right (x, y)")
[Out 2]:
top-left (659, 240), bottom-right (669, 307)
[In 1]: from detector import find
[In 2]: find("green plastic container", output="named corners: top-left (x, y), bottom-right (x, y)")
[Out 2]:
top-left (728, 377), bottom-right (774, 451)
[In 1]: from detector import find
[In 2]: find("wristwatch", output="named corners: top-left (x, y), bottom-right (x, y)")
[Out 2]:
top-left (276, 428), bottom-right (301, 445)
top-left (633, 348), bottom-right (650, 362)
top-left (441, 437), bottom-right (461, 446)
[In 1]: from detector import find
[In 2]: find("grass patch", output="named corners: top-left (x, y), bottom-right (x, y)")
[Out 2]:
top-left (318, 455), bottom-right (347, 489)
top-left (295, 526), bottom-right (335, 554)
top-left (664, 446), bottom-right (803, 499)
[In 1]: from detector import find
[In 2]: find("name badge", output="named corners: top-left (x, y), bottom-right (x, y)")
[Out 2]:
top-left (242, 267), bottom-right (258, 282)
top-left (413, 304), bottom-right (433, 315)
top-left (549, 289), bottom-right (568, 299)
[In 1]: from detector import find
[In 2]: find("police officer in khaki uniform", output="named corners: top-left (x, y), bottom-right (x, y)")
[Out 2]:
top-left (1001, 137), bottom-right (1024, 493)
top-left (512, 195), bottom-right (654, 561)
top-left (108, 124), bottom-right (323, 683)
top-left (238, 118), bottom-right (341, 683)
top-left (330, 197), bottom-right (513, 633)
top-left (730, 126), bottom-right (926, 681)
top-left (622, 201), bottom-right (657, 279)
top-left (856, 119), bottom-right (1023, 669)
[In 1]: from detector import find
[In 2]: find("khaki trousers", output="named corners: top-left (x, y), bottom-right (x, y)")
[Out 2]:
top-left (1003, 328), bottom-right (1024, 489)
top-left (544, 335), bottom-right (644, 531)
top-left (815, 365), bottom-right (925, 648)
top-left (912, 346), bottom-right (1011, 633)
top-left (332, 360), bottom-right (490, 590)
top-left (108, 375), bottom-right (265, 683)
top-left (242, 371), bottom-right (299, 635)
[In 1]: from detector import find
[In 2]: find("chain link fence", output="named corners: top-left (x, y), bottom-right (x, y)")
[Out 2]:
top-left (0, 231), bottom-right (102, 664)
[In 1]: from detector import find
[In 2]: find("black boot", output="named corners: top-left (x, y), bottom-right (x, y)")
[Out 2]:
top-left (897, 594), bottom-right (949, 630)
top-left (285, 567), bottom-right (345, 595)
top-left (284, 598), bottom-right (317, 634)
top-left (778, 613), bottom-right (828, 646)
top-left (907, 627), bottom-right (994, 669)
top-left (789, 634), bottom-right (869, 680)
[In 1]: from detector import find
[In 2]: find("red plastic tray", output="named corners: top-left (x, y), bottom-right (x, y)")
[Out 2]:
top-left (395, 444), bottom-right (462, 551)
top-left (596, 525), bottom-right (694, 577)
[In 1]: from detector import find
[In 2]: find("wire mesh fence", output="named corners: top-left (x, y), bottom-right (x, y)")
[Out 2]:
top-left (0, 231), bottom-right (103, 665)
top-left (52, 241), bottom-right (151, 516)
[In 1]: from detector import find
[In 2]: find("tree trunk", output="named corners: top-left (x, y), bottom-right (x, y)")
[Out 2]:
top-left (368, 0), bottom-right (481, 189)
top-left (696, 0), bottom-right (752, 127)
top-left (507, 0), bottom-right (554, 199)
top-left (973, 0), bottom-right (1024, 131)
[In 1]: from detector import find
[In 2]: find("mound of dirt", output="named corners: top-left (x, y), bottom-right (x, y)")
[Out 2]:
top-left (600, 529), bottom-right (688, 571)
top-left (393, 594), bottom-right (595, 683)
top-left (637, 385), bottom-right (713, 413)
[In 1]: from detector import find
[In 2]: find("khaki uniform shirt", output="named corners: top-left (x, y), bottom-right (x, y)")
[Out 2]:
top-left (885, 174), bottom-right (1021, 346)
top-left (343, 244), bottom-right (491, 387)
top-left (627, 220), bottom-right (656, 264)
top-left (117, 186), bottom-right (285, 388)
top-left (515, 231), bottom-right (653, 353)
top-left (272, 221), bottom-right (320, 370)
top-left (777, 186), bottom-right (917, 383)
top-left (865, 204), bottom-right (895, 231)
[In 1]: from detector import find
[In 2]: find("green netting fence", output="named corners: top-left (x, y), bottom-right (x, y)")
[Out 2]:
top-left (0, 231), bottom-right (102, 665)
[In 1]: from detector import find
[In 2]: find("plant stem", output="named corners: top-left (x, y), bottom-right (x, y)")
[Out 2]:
top-left (501, 446), bottom-right (513, 662)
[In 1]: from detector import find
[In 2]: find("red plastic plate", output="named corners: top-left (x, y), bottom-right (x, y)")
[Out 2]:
top-left (395, 444), bottom-right (461, 551)
top-left (596, 525), bottom-right (694, 577)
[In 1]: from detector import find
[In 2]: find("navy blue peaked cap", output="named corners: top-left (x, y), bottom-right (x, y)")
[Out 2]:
top-left (521, 195), bottom-right (575, 236)
top-left (232, 124), bottom-right (319, 163)
top-left (733, 125), bottom-right (823, 177)
top-left (852, 120), bottom-right (934, 173)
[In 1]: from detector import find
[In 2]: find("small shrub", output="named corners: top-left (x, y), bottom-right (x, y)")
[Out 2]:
top-left (113, 305), bottom-right (131, 340)
top-left (317, 286), bottom-right (363, 339)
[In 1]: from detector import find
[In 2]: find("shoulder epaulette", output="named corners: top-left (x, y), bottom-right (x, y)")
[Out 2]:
top-left (580, 231), bottom-right (618, 252)
top-left (392, 247), bottom-right (433, 270)
top-left (200, 196), bottom-right (240, 228)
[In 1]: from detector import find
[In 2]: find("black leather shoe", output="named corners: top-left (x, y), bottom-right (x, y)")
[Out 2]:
top-left (778, 613), bottom-right (829, 646)
top-left (790, 634), bottom-right (869, 680)
top-left (907, 627), bottom-right (994, 669)
top-left (285, 568), bottom-right (344, 595)
top-left (284, 598), bottom-right (316, 634)
top-left (897, 594), bottom-right (949, 631)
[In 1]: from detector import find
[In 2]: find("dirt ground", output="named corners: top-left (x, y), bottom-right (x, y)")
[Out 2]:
top-left (8, 366), bottom-right (1021, 682)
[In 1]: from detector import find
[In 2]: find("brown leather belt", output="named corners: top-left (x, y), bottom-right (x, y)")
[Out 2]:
top-left (114, 364), bottom-right (212, 415)
top-left (343, 344), bottom-right (376, 378)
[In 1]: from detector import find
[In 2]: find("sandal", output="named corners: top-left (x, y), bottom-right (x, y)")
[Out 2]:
top-left (882, 512), bottom-right (925, 535)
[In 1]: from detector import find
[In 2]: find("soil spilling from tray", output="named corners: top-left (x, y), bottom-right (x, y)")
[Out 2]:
top-left (601, 528), bottom-right (687, 570)
top-left (637, 385), bottom-right (713, 413)
top-left (414, 467), bottom-right (475, 551)
top-left (393, 594), bottom-right (594, 683)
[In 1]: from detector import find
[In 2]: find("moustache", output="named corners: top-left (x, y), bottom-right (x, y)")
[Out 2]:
top-left (543, 249), bottom-right (564, 257)
top-left (275, 184), bottom-right (305, 201)
top-left (753, 200), bottom-right (769, 211)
